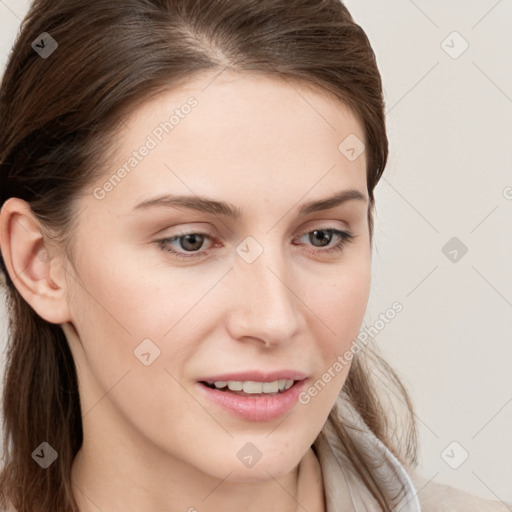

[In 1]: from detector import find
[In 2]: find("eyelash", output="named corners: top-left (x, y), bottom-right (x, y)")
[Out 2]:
top-left (156, 228), bottom-right (355, 259)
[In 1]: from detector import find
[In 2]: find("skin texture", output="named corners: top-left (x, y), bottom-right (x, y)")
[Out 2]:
top-left (0, 71), bottom-right (371, 512)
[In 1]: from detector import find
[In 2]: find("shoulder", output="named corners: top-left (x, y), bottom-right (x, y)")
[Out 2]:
top-left (406, 467), bottom-right (511, 512)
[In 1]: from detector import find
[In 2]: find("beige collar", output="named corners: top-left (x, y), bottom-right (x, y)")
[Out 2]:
top-left (313, 397), bottom-right (421, 512)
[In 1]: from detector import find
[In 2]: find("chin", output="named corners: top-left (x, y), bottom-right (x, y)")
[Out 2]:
top-left (194, 446), bottom-right (302, 484)
top-left (222, 461), bottom-right (297, 483)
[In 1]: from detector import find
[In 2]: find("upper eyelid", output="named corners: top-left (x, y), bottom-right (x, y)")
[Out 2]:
top-left (159, 217), bottom-right (352, 237)
top-left (164, 223), bottom-right (351, 240)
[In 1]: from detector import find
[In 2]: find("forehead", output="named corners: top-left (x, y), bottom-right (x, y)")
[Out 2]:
top-left (122, 70), bottom-right (364, 141)
top-left (92, 70), bottom-right (368, 215)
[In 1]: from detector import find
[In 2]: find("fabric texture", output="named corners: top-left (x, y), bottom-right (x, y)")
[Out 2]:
top-left (313, 395), bottom-right (421, 512)
top-left (313, 395), bottom-right (512, 511)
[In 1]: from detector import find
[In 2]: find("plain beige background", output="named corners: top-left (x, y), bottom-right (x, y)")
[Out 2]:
top-left (0, 0), bottom-right (511, 504)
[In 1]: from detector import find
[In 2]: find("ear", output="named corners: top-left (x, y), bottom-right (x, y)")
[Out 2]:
top-left (0, 197), bottom-right (72, 324)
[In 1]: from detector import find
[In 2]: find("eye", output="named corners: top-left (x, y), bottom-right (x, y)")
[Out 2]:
top-left (157, 231), bottom-right (213, 258)
top-left (156, 227), bottom-right (355, 259)
top-left (295, 228), bottom-right (355, 254)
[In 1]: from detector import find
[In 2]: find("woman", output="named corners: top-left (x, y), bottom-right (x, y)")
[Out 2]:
top-left (0, 1), bottom-right (509, 511)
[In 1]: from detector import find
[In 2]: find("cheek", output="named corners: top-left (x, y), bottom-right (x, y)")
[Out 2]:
top-left (67, 242), bottom-right (226, 400)
top-left (67, 253), bottom-right (203, 441)
top-left (66, 247), bottom-right (181, 386)
top-left (290, 258), bottom-right (370, 416)
top-left (305, 256), bottom-right (371, 351)
top-left (71, 241), bottom-right (196, 336)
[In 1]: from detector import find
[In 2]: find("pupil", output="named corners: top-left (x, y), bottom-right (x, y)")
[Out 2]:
top-left (182, 234), bottom-right (203, 251)
top-left (312, 230), bottom-right (331, 246)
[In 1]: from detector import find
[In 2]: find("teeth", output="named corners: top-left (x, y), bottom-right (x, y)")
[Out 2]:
top-left (243, 381), bottom-right (263, 394)
top-left (227, 381), bottom-right (243, 391)
top-left (262, 381), bottom-right (279, 393)
top-left (212, 380), bottom-right (294, 393)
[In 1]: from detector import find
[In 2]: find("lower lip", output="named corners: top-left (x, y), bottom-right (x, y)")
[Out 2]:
top-left (196, 380), bottom-right (308, 422)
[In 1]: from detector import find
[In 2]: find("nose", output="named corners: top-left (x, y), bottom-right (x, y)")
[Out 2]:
top-left (225, 245), bottom-right (302, 348)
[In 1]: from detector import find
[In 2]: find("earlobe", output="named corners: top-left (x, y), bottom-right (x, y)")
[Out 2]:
top-left (0, 197), bottom-right (72, 324)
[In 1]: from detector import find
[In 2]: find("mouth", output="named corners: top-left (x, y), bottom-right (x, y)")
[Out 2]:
top-left (200, 379), bottom-right (299, 397)
top-left (196, 377), bottom-right (308, 422)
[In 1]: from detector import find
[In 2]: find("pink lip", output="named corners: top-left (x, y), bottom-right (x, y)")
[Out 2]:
top-left (196, 378), bottom-right (308, 422)
top-left (197, 370), bottom-right (308, 383)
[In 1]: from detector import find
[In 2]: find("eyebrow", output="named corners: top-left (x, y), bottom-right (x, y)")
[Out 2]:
top-left (132, 189), bottom-right (367, 218)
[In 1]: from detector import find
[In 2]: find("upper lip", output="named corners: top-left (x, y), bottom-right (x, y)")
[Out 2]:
top-left (198, 370), bottom-right (308, 384)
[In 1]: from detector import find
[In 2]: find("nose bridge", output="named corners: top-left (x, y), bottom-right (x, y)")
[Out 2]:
top-left (227, 241), bottom-right (300, 344)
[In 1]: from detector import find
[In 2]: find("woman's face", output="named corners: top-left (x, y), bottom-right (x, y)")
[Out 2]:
top-left (63, 71), bottom-right (371, 482)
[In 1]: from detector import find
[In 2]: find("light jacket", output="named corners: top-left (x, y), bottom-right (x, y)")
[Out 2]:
top-left (313, 396), bottom-right (511, 511)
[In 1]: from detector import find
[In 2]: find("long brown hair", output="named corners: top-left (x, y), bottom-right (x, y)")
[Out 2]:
top-left (0, 1), bottom-right (418, 510)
